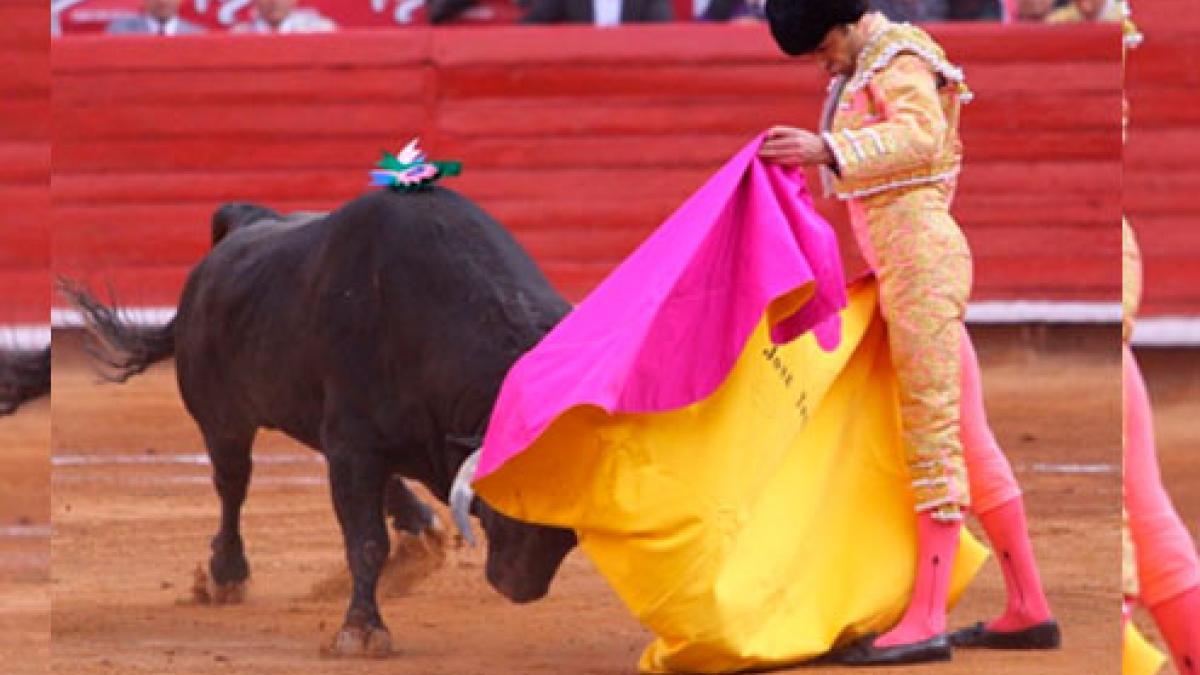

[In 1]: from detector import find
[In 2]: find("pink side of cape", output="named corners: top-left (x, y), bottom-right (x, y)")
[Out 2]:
top-left (476, 136), bottom-right (847, 481)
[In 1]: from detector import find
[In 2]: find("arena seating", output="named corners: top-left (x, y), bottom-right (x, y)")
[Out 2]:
top-left (51, 21), bottom-right (1134, 319)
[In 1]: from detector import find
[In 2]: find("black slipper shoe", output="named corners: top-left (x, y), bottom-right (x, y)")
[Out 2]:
top-left (833, 632), bottom-right (953, 666)
top-left (949, 620), bottom-right (1061, 649)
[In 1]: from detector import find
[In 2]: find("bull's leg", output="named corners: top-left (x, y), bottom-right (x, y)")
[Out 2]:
top-left (201, 425), bottom-right (255, 604)
top-left (324, 438), bottom-right (393, 658)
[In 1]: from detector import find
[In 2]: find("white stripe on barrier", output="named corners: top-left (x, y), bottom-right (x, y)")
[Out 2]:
top-left (1131, 317), bottom-right (1200, 347)
top-left (965, 301), bottom-right (1121, 324)
top-left (52, 455), bottom-right (1116, 477)
top-left (0, 325), bottom-right (51, 350)
top-left (47, 304), bottom-right (1200, 346)
top-left (50, 307), bottom-right (175, 328)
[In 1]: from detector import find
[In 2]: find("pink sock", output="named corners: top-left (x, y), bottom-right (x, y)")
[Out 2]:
top-left (876, 513), bottom-right (962, 647)
top-left (960, 329), bottom-right (1021, 514)
top-left (978, 498), bottom-right (1054, 631)
top-left (958, 330), bottom-right (1051, 630)
top-left (1124, 347), bottom-right (1200, 605)
top-left (1149, 586), bottom-right (1200, 674)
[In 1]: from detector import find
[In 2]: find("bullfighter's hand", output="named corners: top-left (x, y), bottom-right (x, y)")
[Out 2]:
top-left (758, 126), bottom-right (834, 167)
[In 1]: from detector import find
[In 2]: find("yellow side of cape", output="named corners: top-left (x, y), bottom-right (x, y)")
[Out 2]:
top-left (475, 279), bottom-right (987, 673)
top-left (1123, 621), bottom-right (1166, 675)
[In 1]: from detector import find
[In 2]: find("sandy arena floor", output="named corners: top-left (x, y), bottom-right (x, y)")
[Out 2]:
top-left (41, 328), bottom-right (1134, 675)
top-left (0, 394), bottom-right (51, 675)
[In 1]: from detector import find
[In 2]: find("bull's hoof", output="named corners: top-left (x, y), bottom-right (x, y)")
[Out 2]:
top-left (321, 625), bottom-right (393, 658)
top-left (209, 580), bottom-right (247, 605)
top-left (190, 564), bottom-right (247, 605)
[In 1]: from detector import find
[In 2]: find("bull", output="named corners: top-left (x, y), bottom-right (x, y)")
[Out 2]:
top-left (60, 187), bottom-right (579, 656)
top-left (0, 347), bottom-right (51, 415)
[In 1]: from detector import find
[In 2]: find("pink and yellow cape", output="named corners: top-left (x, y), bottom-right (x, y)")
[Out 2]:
top-left (474, 137), bottom-right (987, 673)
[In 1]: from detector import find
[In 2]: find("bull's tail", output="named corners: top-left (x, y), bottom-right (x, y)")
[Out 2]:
top-left (56, 278), bottom-right (177, 383)
top-left (0, 347), bottom-right (51, 415)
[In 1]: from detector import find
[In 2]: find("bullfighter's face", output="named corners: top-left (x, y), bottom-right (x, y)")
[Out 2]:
top-left (810, 24), bottom-right (860, 78)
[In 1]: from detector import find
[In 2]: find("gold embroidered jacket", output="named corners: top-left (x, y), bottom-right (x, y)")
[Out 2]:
top-left (819, 20), bottom-right (972, 201)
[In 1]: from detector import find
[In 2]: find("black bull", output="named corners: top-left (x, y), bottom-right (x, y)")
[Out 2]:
top-left (61, 187), bottom-right (579, 656)
top-left (0, 347), bottom-right (51, 415)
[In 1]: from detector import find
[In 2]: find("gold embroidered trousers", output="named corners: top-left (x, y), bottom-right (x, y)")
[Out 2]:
top-left (851, 183), bottom-right (972, 521)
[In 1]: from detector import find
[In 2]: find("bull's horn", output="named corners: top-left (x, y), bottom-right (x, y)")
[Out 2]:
top-left (449, 449), bottom-right (481, 547)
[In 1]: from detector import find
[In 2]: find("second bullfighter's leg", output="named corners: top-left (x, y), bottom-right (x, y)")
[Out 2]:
top-left (203, 426), bottom-right (255, 603)
top-left (324, 435), bottom-right (393, 657)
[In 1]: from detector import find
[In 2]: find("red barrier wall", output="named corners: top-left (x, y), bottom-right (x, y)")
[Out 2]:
top-left (0, 0), bottom-right (50, 325)
top-left (52, 22), bottom-right (1130, 312)
top-left (1126, 0), bottom-right (1200, 317)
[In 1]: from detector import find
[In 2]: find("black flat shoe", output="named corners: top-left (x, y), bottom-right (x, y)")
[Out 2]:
top-left (834, 632), bottom-right (953, 666)
top-left (949, 620), bottom-right (1062, 649)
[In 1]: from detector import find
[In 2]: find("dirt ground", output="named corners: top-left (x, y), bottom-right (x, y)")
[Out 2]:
top-left (0, 395), bottom-right (51, 675)
top-left (41, 328), bottom-right (1135, 675)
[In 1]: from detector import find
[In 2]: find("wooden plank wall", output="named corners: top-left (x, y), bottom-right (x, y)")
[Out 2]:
top-left (1126, 0), bottom-right (1200, 317)
top-left (52, 23), bottom-right (1125, 311)
top-left (0, 0), bottom-right (50, 325)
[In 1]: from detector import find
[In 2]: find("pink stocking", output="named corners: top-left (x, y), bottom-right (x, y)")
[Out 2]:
top-left (977, 499), bottom-right (1054, 631)
top-left (960, 329), bottom-right (1052, 631)
top-left (1124, 345), bottom-right (1200, 672)
top-left (1149, 586), bottom-right (1200, 674)
top-left (876, 513), bottom-right (961, 647)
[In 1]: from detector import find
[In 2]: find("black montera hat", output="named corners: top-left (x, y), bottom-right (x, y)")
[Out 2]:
top-left (765, 0), bottom-right (869, 56)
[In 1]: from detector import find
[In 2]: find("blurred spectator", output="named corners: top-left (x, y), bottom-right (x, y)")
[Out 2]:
top-left (700, 0), bottom-right (1012, 21)
top-left (427, 0), bottom-right (481, 23)
top-left (426, 0), bottom-right (522, 24)
top-left (1045, 0), bottom-right (1121, 21)
top-left (700, 0), bottom-right (765, 22)
top-left (106, 0), bottom-right (205, 35)
top-left (520, 0), bottom-right (673, 25)
top-left (1015, 0), bottom-right (1068, 20)
top-left (870, 0), bottom-right (949, 21)
top-left (946, 0), bottom-right (1003, 20)
top-left (233, 0), bottom-right (337, 33)
top-left (700, 0), bottom-right (1001, 22)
